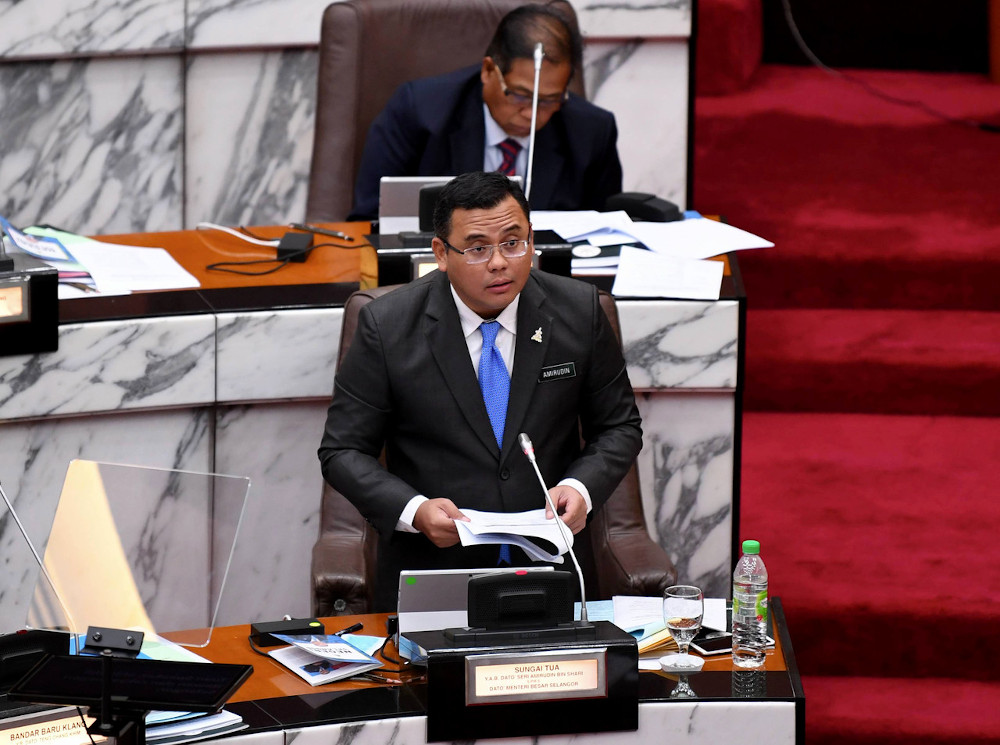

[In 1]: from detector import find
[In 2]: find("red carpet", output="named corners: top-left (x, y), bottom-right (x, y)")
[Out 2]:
top-left (695, 63), bottom-right (1000, 743)
top-left (697, 66), bottom-right (1000, 311)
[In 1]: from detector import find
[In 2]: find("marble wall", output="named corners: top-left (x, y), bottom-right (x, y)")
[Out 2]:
top-left (0, 0), bottom-right (691, 235)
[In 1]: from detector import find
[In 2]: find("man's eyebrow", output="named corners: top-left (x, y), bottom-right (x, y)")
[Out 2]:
top-left (461, 224), bottom-right (526, 242)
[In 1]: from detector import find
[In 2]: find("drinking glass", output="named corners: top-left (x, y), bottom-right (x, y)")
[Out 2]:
top-left (660, 584), bottom-right (704, 672)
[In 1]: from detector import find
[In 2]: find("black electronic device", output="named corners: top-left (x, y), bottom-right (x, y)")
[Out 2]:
top-left (250, 617), bottom-right (325, 646)
top-left (604, 192), bottom-right (682, 222)
top-left (0, 630), bottom-right (69, 719)
top-left (0, 253), bottom-right (58, 357)
top-left (689, 629), bottom-right (732, 656)
top-left (277, 231), bottom-right (313, 262)
top-left (468, 570), bottom-right (575, 630)
top-left (445, 568), bottom-right (594, 644)
top-left (418, 183), bottom-right (447, 232)
top-left (7, 655), bottom-right (252, 714)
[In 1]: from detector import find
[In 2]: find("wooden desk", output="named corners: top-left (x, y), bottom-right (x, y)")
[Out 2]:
top-left (190, 603), bottom-right (795, 704)
top-left (98, 223), bottom-right (369, 291)
top-left (179, 600), bottom-right (803, 745)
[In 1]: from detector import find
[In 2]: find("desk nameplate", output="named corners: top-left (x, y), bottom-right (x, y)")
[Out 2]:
top-left (466, 648), bottom-right (608, 705)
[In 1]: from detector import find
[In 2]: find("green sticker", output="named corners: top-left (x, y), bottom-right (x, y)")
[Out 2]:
top-left (406, 576), bottom-right (417, 585)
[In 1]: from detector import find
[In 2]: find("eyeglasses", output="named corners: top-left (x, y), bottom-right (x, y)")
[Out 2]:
top-left (442, 237), bottom-right (531, 264)
top-left (495, 66), bottom-right (568, 111)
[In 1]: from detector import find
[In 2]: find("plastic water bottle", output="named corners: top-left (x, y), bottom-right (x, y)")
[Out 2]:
top-left (732, 539), bottom-right (768, 668)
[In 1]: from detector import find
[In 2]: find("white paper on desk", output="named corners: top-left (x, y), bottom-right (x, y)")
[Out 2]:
top-left (612, 595), bottom-right (666, 636)
top-left (68, 242), bottom-right (200, 292)
top-left (703, 597), bottom-right (728, 631)
top-left (456, 508), bottom-right (571, 563)
top-left (531, 210), bottom-right (635, 242)
top-left (612, 246), bottom-right (724, 300)
top-left (625, 217), bottom-right (773, 260)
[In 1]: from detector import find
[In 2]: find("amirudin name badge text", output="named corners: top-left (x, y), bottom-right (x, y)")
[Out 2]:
top-left (465, 648), bottom-right (607, 705)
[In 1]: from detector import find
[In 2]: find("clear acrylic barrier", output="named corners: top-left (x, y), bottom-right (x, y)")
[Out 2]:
top-left (20, 459), bottom-right (250, 648)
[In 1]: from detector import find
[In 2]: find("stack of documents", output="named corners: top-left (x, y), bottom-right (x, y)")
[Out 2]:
top-left (530, 210), bottom-right (773, 300)
top-left (1, 217), bottom-right (199, 298)
top-left (268, 633), bottom-right (383, 686)
top-left (455, 508), bottom-right (572, 563)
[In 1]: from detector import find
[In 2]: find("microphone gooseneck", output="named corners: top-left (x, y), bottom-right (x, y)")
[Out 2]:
top-left (524, 42), bottom-right (543, 201)
top-left (517, 432), bottom-right (589, 623)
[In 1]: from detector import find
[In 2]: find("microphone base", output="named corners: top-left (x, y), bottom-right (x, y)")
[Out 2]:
top-left (443, 621), bottom-right (597, 645)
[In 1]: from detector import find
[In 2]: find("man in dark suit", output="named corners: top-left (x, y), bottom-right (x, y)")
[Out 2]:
top-left (319, 171), bottom-right (641, 611)
top-left (348, 3), bottom-right (623, 221)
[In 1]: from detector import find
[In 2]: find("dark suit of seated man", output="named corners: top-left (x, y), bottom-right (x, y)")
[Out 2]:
top-left (348, 3), bottom-right (623, 222)
top-left (319, 171), bottom-right (642, 611)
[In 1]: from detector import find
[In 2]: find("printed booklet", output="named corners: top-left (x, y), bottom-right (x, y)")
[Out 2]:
top-left (268, 634), bottom-right (382, 686)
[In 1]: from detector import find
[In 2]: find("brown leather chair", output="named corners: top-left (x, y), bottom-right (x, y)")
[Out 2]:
top-left (312, 285), bottom-right (677, 615)
top-left (305, 0), bottom-right (585, 223)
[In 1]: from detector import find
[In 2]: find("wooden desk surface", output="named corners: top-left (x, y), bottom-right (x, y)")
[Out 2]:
top-left (186, 613), bottom-right (788, 704)
top-left (98, 222), bottom-right (371, 291)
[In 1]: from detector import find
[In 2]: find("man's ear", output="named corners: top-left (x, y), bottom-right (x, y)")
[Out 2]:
top-left (431, 237), bottom-right (449, 272)
top-left (480, 57), bottom-right (494, 85)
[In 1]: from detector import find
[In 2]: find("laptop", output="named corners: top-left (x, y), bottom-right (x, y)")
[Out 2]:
top-left (395, 566), bottom-right (553, 660)
top-left (378, 176), bottom-right (454, 235)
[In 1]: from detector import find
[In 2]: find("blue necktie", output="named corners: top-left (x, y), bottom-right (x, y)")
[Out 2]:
top-left (478, 321), bottom-right (509, 449)
top-left (478, 321), bottom-right (512, 564)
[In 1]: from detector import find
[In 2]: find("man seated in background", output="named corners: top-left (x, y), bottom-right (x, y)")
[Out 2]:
top-left (349, 3), bottom-right (623, 221)
top-left (320, 171), bottom-right (641, 610)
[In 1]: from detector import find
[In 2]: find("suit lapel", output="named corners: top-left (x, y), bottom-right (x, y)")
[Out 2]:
top-left (424, 273), bottom-right (500, 457)
top-left (449, 85), bottom-right (487, 173)
top-left (502, 275), bottom-right (551, 462)
top-left (525, 120), bottom-right (565, 210)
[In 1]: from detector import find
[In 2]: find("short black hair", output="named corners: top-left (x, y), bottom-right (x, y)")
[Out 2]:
top-left (433, 172), bottom-right (530, 241)
top-left (485, 4), bottom-right (581, 76)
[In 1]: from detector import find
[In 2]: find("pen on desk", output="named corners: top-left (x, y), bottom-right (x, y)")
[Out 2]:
top-left (335, 622), bottom-right (363, 637)
top-left (355, 671), bottom-right (401, 685)
top-left (288, 222), bottom-right (353, 241)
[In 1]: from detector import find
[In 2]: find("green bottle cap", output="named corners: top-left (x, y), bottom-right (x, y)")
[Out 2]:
top-left (742, 539), bottom-right (760, 555)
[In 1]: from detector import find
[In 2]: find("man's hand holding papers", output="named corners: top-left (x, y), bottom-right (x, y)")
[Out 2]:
top-left (455, 508), bottom-right (573, 563)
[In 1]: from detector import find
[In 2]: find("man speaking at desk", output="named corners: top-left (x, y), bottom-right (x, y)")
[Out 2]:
top-left (348, 3), bottom-right (623, 221)
top-left (319, 171), bottom-right (641, 611)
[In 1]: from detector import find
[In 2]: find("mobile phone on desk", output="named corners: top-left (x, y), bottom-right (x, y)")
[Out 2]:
top-left (690, 629), bottom-right (776, 656)
top-left (690, 629), bottom-right (732, 656)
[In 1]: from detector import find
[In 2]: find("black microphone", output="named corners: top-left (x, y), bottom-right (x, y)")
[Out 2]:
top-left (518, 432), bottom-right (589, 623)
top-left (524, 42), bottom-right (543, 201)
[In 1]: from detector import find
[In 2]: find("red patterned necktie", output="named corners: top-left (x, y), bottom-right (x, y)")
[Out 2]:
top-left (497, 138), bottom-right (522, 177)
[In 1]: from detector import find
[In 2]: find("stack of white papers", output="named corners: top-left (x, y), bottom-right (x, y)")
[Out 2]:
top-left (530, 210), bottom-right (773, 300)
top-left (1, 219), bottom-right (200, 298)
top-left (455, 508), bottom-right (572, 563)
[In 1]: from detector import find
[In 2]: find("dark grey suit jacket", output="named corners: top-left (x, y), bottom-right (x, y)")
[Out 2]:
top-left (349, 65), bottom-right (623, 220)
top-left (318, 269), bottom-right (642, 610)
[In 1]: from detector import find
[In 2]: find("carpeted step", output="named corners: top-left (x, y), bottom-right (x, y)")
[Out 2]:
top-left (696, 66), bottom-right (1000, 311)
top-left (743, 308), bottom-right (1000, 417)
top-left (740, 412), bottom-right (1000, 680)
top-left (803, 675), bottom-right (1000, 745)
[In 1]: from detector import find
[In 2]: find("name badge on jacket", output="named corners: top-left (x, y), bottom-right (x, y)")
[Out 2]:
top-left (538, 362), bottom-right (576, 382)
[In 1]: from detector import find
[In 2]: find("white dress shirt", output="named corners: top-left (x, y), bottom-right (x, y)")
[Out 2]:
top-left (482, 104), bottom-right (529, 178)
